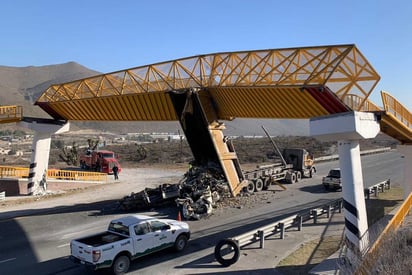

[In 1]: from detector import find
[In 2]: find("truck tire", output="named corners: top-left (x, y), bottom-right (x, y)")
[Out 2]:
top-left (254, 179), bottom-right (263, 192)
top-left (289, 173), bottom-right (297, 184)
top-left (214, 239), bottom-right (240, 266)
top-left (112, 255), bottom-right (130, 275)
top-left (262, 177), bottom-right (270, 190)
top-left (296, 171), bottom-right (302, 182)
top-left (310, 167), bottom-right (316, 177)
top-left (245, 181), bottom-right (255, 194)
top-left (174, 234), bottom-right (188, 252)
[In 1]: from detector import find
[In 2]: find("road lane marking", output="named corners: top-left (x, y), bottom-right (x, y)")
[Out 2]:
top-left (0, 257), bottom-right (16, 264)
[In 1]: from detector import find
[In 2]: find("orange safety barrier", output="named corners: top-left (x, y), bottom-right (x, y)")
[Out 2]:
top-left (0, 165), bottom-right (107, 182)
top-left (47, 169), bottom-right (107, 182)
top-left (0, 105), bottom-right (23, 123)
top-left (0, 165), bottom-right (29, 178)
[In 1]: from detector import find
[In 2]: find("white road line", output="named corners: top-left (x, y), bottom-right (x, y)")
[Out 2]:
top-left (58, 243), bottom-right (70, 248)
top-left (0, 257), bottom-right (16, 264)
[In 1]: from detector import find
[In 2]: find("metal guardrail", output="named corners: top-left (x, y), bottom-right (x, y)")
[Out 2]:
top-left (364, 179), bottom-right (390, 199)
top-left (315, 147), bottom-right (392, 162)
top-left (214, 199), bottom-right (343, 266)
top-left (0, 166), bottom-right (107, 182)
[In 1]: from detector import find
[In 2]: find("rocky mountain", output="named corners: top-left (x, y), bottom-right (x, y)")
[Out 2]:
top-left (0, 62), bottom-right (100, 118)
top-left (0, 62), bottom-right (309, 136)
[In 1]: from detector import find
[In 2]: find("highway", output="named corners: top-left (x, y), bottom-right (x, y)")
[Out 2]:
top-left (0, 150), bottom-right (404, 275)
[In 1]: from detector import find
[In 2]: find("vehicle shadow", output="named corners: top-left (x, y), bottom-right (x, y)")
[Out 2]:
top-left (299, 184), bottom-right (331, 194)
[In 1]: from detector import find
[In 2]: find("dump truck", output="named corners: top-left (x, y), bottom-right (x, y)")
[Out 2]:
top-left (120, 91), bottom-right (317, 214)
top-left (79, 149), bottom-right (121, 174)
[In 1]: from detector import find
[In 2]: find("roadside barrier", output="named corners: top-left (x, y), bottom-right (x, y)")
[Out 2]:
top-left (0, 191), bottom-right (5, 200)
top-left (214, 199), bottom-right (343, 266)
top-left (47, 169), bottom-right (108, 182)
top-left (0, 165), bottom-right (107, 182)
top-left (364, 179), bottom-right (390, 199)
top-left (314, 147), bottom-right (392, 162)
top-left (0, 165), bottom-right (29, 178)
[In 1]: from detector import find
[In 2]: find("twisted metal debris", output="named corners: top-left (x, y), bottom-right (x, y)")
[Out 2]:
top-left (118, 163), bottom-right (230, 219)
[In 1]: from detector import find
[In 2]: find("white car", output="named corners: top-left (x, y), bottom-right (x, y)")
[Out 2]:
top-left (70, 214), bottom-right (190, 274)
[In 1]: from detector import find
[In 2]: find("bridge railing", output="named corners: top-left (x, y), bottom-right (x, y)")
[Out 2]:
top-left (0, 105), bottom-right (23, 123)
top-left (381, 91), bottom-right (412, 130)
top-left (356, 192), bottom-right (412, 274)
top-left (0, 166), bottom-right (107, 182)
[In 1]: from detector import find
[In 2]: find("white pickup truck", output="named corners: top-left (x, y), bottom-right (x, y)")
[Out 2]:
top-left (322, 168), bottom-right (342, 191)
top-left (70, 214), bottom-right (190, 274)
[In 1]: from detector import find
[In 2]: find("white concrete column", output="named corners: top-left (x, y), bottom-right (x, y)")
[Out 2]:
top-left (337, 140), bottom-right (369, 258)
top-left (19, 120), bottom-right (70, 195)
top-left (397, 145), bottom-right (412, 199)
top-left (310, 111), bottom-right (380, 263)
top-left (28, 133), bottom-right (52, 195)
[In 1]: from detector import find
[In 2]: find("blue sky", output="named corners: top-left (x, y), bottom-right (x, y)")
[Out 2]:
top-left (2, 0), bottom-right (412, 109)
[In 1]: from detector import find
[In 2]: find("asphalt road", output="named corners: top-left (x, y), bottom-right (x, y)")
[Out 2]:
top-left (0, 150), bottom-right (404, 275)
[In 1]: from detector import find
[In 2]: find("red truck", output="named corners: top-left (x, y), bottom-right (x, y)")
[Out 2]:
top-left (79, 150), bottom-right (121, 174)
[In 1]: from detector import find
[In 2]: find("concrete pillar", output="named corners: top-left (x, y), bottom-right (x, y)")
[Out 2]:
top-left (310, 111), bottom-right (380, 263)
top-left (337, 139), bottom-right (370, 257)
top-left (19, 119), bottom-right (70, 195)
top-left (397, 145), bottom-right (412, 199)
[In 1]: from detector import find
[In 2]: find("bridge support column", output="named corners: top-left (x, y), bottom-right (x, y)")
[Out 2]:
top-left (19, 120), bottom-right (70, 195)
top-left (397, 145), bottom-right (412, 199)
top-left (310, 111), bottom-right (380, 264)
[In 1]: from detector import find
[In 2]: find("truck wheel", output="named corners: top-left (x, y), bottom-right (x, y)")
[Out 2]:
top-left (296, 172), bottom-right (302, 182)
top-left (214, 239), bottom-right (240, 266)
top-left (112, 255), bottom-right (130, 275)
top-left (254, 179), bottom-right (263, 192)
top-left (174, 234), bottom-right (188, 252)
top-left (289, 173), bottom-right (297, 184)
top-left (262, 177), bottom-right (270, 190)
top-left (310, 167), bottom-right (316, 178)
top-left (245, 181), bottom-right (255, 194)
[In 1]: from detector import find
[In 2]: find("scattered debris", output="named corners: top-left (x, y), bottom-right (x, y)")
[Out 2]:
top-left (118, 163), bottom-right (231, 219)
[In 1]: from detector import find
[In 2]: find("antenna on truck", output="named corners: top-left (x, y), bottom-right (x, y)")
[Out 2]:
top-left (261, 125), bottom-right (287, 166)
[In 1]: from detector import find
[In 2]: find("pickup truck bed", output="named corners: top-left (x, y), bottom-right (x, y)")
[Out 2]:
top-left (76, 232), bottom-right (128, 247)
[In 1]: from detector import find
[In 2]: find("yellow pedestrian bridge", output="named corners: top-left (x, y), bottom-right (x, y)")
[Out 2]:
top-left (2, 44), bottom-right (412, 144)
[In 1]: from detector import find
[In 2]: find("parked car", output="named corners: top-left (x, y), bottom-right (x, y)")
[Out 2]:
top-left (70, 214), bottom-right (190, 274)
top-left (322, 168), bottom-right (342, 191)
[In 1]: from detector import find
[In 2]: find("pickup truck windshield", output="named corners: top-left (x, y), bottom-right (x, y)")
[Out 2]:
top-left (108, 222), bottom-right (130, 236)
top-left (328, 170), bottom-right (341, 178)
top-left (101, 153), bottom-right (114, 158)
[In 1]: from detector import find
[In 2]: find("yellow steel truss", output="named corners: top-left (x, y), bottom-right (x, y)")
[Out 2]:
top-left (36, 44), bottom-right (380, 111)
